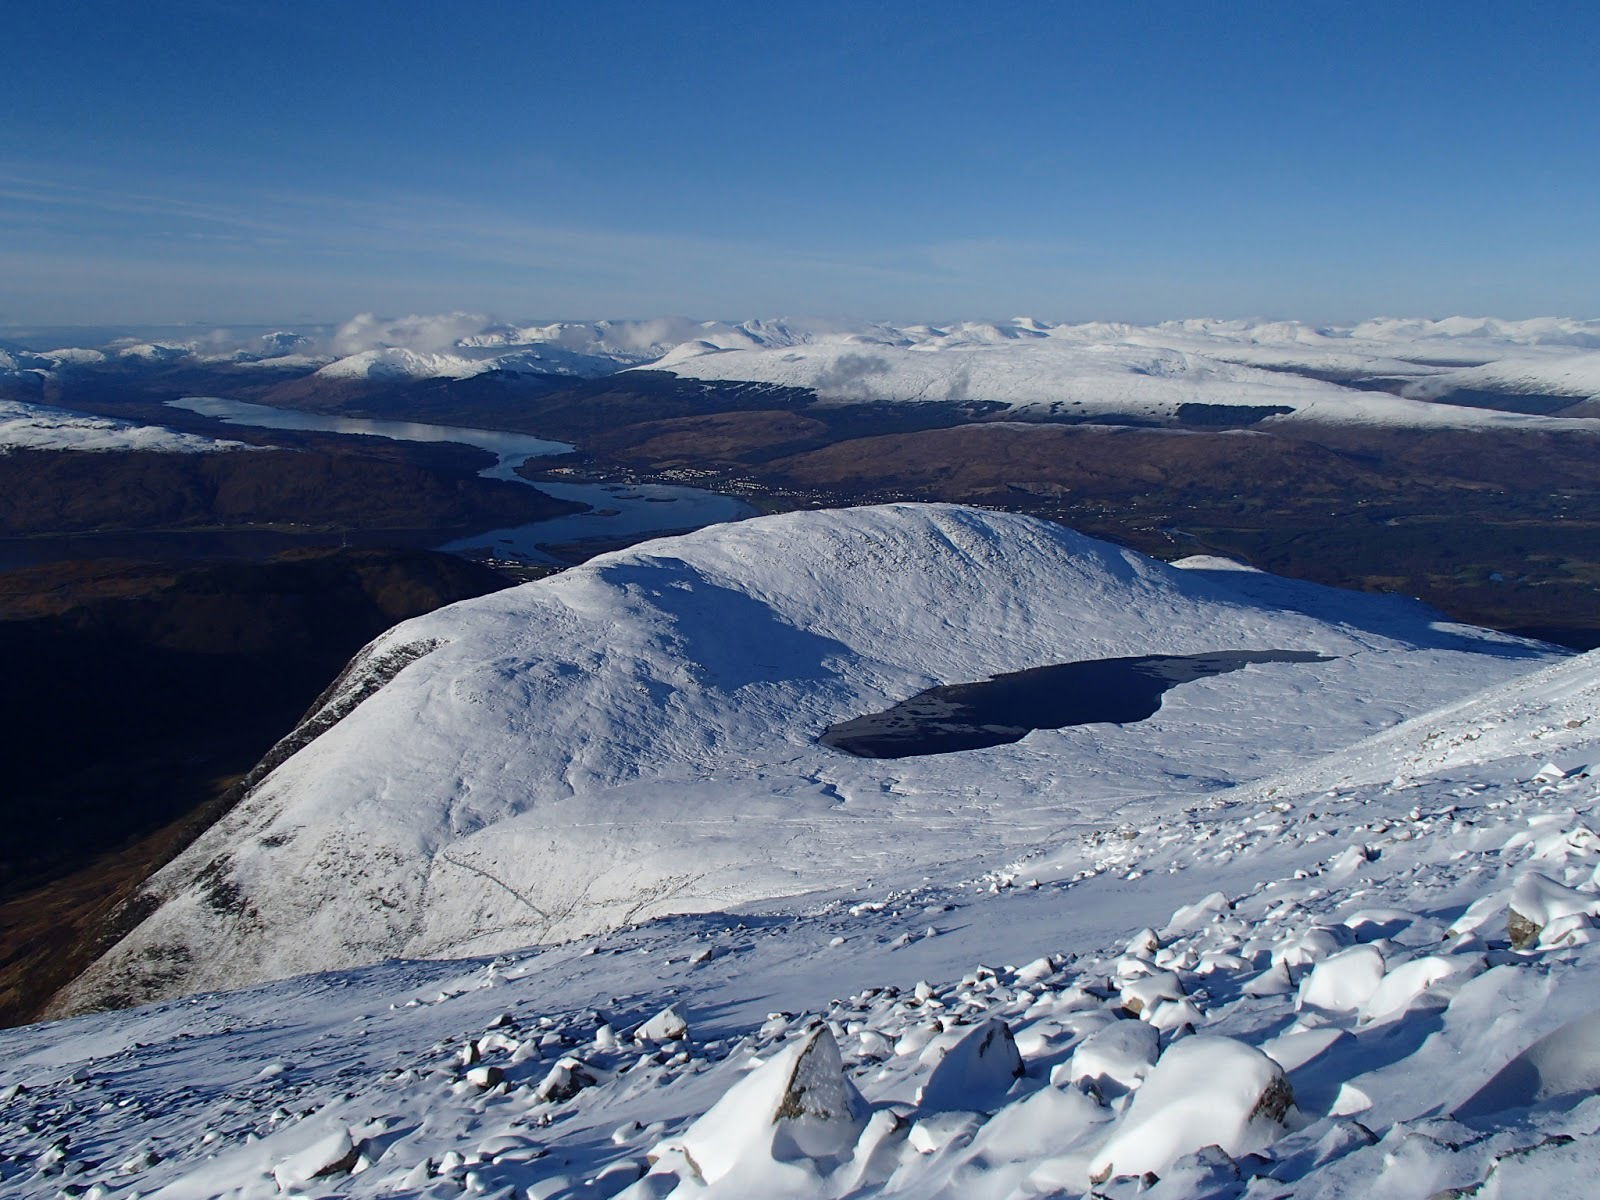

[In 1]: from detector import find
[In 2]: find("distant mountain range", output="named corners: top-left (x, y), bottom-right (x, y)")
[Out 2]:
top-left (5, 314), bottom-right (1600, 436)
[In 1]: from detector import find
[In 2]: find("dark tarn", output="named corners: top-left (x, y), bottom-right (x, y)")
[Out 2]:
top-left (821, 650), bottom-right (1333, 758)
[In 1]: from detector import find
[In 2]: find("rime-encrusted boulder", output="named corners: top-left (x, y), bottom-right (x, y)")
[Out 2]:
top-left (1089, 1035), bottom-right (1293, 1183)
top-left (648, 1024), bottom-right (867, 1187)
top-left (1508, 872), bottom-right (1600, 950)
top-left (915, 1019), bottom-right (1025, 1113)
top-left (271, 1128), bottom-right (358, 1190)
top-left (636, 1004), bottom-right (690, 1043)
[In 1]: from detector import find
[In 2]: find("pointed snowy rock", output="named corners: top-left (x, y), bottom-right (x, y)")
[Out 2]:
top-left (636, 1005), bottom-right (689, 1043)
top-left (916, 1018), bottom-right (1025, 1113)
top-left (650, 1024), bottom-right (867, 1186)
top-left (1127, 928), bottom-right (1163, 957)
top-left (1162, 892), bottom-right (1233, 937)
top-left (536, 1057), bottom-right (597, 1103)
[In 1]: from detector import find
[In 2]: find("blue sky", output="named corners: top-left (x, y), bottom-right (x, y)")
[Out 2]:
top-left (2, 1), bottom-right (1596, 325)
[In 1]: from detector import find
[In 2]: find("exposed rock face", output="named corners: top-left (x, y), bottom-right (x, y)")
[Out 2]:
top-left (1509, 908), bottom-right (1544, 951)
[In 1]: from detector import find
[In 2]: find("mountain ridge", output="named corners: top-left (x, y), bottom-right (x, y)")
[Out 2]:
top-left (53, 503), bottom-right (1559, 1017)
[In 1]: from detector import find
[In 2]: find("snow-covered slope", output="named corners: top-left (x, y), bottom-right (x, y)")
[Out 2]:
top-left (641, 326), bottom-right (1600, 429)
top-left (57, 504), bottom-right (1557, 1015)
top-left (0, 398), bottom-right (252, 454)
top-left (312, 342), bottom-right (630, 382)
top-left (303, 317), bottom-right (837, 382)
top-left (5, 644), bottom-right (1598, 1199)
top-left (1404, 351), bottom-right (1600, 405)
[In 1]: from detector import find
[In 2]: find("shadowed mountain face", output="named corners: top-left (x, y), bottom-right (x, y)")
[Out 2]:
top-left (0, 445), bottom-right (579, 541)
top-left (820, 651), bottom-right (1334, 758)
top-left (0, 547), bottom-right (516, 1027)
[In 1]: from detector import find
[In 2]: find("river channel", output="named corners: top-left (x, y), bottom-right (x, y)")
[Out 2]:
top-left (168, 397), bottom-right (755, 563)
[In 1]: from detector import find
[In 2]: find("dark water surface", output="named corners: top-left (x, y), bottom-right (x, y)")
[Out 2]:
top-left (822, 650), bottom-right (1333, 758)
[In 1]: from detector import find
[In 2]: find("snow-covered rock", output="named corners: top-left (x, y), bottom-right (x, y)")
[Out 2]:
top-left (1088, 1036), bottom-right (1293, 1182)
top-left (1062, 1019), bottom-right (1162, 1096)
top-left (1507, 871), bottom-right (1600, 949)
top-left (914, 1019), bottom-right (1024, 1113)
top-left (1297, 944), bottom-right (1387, 1015)
top-left (649, 1025), bottom-right (867, 1189)
top-left (270, 1127), bottom-right (358, 1189)
top-left (636, 1005), bottom-right (690, 1043)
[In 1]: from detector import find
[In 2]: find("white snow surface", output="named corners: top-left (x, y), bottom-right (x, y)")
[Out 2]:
top-left (639, 320), bottom-right (1600, 429)
top-left (58, 504), bottom-right (1559, 1016)
top-left (5, 603), bottom-right (1600, 1198)
top-left (0, 398), bottom-right (252, 454)
top-left (313, 343), bottom-right (629, 383)
top-left (1404, 351), bottom-right (1600, 403)
top-left (13, 313), bottom-right (1600, 428)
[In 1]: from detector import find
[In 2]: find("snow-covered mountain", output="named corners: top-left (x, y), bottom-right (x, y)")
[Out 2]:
top-left (56, 504), bottom-right (1558, 1017)
top-left (4, 591), bottom-right (1598, 1198)
top-left (640, 318), bottom-right (1600, 428)
top-left (298, 312), bottom-right (1600, 425)
top-left (312, 343), bottom-right (632, 383)
top-left (1403, 351), bottom-right (1600, 406)
top-left (9, 314), bottom-right (1600, 427)
top-left (305, 317), bottom-right (860, 382)
top-left (0, 398), bottom-right (253, 454)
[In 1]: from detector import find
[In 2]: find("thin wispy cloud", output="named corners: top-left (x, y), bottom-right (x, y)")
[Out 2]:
top-left (1, 161), bottom-right (1092, 324)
